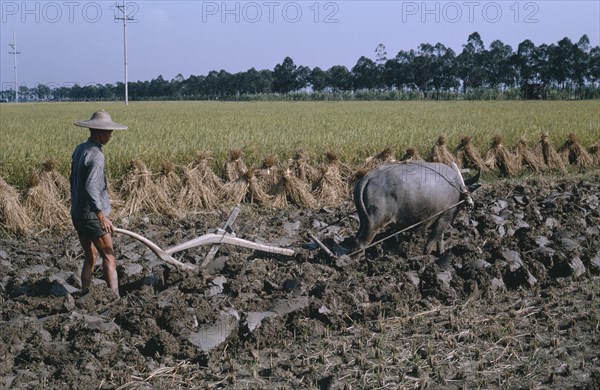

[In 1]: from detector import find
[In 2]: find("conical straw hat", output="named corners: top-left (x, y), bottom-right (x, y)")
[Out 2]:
top-left (74, 110), bottom-right (128, 131)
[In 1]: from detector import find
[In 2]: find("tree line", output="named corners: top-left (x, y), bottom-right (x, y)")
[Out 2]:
top-left (2, 32), bottom-right (599, 102)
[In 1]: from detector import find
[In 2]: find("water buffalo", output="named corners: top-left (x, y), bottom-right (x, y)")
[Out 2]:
top-left (353, 161), bottom-right (480, 255)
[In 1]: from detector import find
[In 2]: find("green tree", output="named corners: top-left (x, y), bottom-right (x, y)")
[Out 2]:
top-left (458, 32), bottom-right (486, 93)
top-left (327, 65), bottom-right (352, 93)
top-left (273, 57), bottom-right (298, 94)
top-left (309, 67), bottom-right (328, 92)
top-left (486, 40), bottom-right (515, 89)
top-left (514, 39), bottom-right (539, 87)
top-left (35, 84), bottom-right (51, 100)
top-left (589, 46), bottom-right (600, 86)
top-left (352, 56), bottom-right (378, 91)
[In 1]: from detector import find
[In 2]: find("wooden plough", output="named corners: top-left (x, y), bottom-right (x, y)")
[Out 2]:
top-left (115, 208), bottom-right (295, 271)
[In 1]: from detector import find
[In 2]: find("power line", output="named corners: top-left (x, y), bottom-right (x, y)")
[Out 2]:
top-left (114, 0), bottom-right (137, 106)
top-left (8, 32), bottom-right (21, 103)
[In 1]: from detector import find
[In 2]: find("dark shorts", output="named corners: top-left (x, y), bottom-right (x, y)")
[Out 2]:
top-left (72, 216), bottom-right (106, 239)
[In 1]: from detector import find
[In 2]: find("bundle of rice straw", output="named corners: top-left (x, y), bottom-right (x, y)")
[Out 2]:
top-left (36, 159), bottom-right (70, 202)
top-left (223, 148), bottom-right (247, 182)
top-left (537, 132), bottom-right (567, 172)
top-left (511, 138), bottom-right (546, 173)
top-left (257, 154), bottom-right (281, 192)
top-left (454, 136), bottom-right (487, 171)
top-left (429, 135), bottom-right (455, 166)
top-left (589, 144), bottom-right (600, 166)
top-left (272, 166), bottom-right (317, 209)
top-left (219, 171), bottom-right (249, 205)
top-left (24, 171), bottom-right (71, 231)
top-left (0, 176), bottom-right (32, 235)
top-left (220, 167), bottom-right (272, 206)
top-left (400, 147), bottom-right (423, 162)
top-left (325, 150), bottom-right (353, 182)
top-left (483, 135), bottom-right (518, 176)
top-left (156, 161), bottom-right (182, 199)
top-left (178, 164), bottom-right (219, 211)
top-left (290, 149), bottom-right (320, 185)
top-left (314, 159), bottom-right (349, 208)
top-left (120, 159), bottom-right (182, 218)
top-left (246, 167), bottom-right (272, 206)
top-left (361, 147), bottom-right (395, 170)
top-left (193, 151), bottom-right (224, 193)
top-left (558, 133), bottom-right (593, 167)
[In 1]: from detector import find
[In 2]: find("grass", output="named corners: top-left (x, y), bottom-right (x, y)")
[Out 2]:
top-left (1, 100), bottom-right (598, 189)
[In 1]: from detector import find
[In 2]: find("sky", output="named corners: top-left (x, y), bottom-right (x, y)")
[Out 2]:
top-left (1, 0), bottom-right (599, 89)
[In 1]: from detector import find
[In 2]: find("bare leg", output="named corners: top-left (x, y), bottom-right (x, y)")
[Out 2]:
top-left (78, 233), bottom-right (120, 297)
top-left (93, 234), bottom-right (120, 298)
top-left (78, 234), bottom-right (98, 294)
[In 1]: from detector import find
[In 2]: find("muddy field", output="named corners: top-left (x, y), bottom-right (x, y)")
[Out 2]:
top-left (1, 171), bottom-right (599, 389)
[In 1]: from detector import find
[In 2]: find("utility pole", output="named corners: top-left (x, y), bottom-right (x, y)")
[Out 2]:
top-left (114, 0), bottom-right (135, 106)
top-left (8, 32), bottom-right (21, 103)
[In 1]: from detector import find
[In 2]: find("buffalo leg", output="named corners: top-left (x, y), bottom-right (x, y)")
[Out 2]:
top-left (424, 215), bottom-right (451, 255)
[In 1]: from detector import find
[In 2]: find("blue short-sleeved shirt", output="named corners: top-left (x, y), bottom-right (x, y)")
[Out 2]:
top-left (70, 139), bottom-right (111, 219)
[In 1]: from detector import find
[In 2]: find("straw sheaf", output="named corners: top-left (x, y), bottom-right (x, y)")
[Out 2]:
top-left (271, 167), bottom-right (317, 209)
top-left (0, 175), bottom-right (32, 235)
top-left (190, 156), bottom-right (224, 193)
top-left (537, 133), bottom-right (567, 172)
top-left (362, 147), bottom-right (395, 170)
top-left (224, 148), bottom-right (247, 182)
top-left (24, 183), bottom-right (71, 231)
top-left (257, 154), bottom-right (282, 191)
top-left (219, 175), bottom-right (249, 205)
top-left (156, 161), bottom-right (183, 199)
top-left (429, 135), bottom-right (455, 166)
top-left (120, 159), bottom-right (182, 218)
top-left (36, 159), bottom-right (71, 202)
top-left (558, 133), bottom-right (594, 167)
top-left (246, 167), bottom-right (272, 206)
top-left (325, 150), bottom-right (354, 182)
top-left (512, 138), bottom-right (546, 173)
top-left (23, 160), bottom-right (71, 231)
top-left (483, 135), bottom-right (518, 177)
top-left (290, 149), bottom-right (320, 184)
top-left (454, 136), bottom-right (488, 171)
top-left (178, 164), bottom-right (219, 211)
top-left (314, 162), bottom-right (350, 208)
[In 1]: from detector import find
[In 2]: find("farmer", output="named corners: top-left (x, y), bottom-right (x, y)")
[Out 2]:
top-left (71, 110), bottom-right (128, 298)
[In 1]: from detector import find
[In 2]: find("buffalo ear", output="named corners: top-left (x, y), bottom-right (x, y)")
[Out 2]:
top-left (468, 183), bottom-right (482, 193)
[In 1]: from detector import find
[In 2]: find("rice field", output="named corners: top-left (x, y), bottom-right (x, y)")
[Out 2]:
top-left (1, 100), bottom-right (598, 189)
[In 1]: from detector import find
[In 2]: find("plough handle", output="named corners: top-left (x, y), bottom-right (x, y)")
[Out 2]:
top-left (166, 233), bottom-right (295, 257)
top-left (114, 228), bottom-right (197, 271)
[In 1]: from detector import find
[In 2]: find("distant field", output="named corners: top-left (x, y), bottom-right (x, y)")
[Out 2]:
top-left (1, 101), bottom-right (598, 188)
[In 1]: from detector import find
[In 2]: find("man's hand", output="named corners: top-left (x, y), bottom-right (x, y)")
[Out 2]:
top-left (97, 212), bottom-right (114, 234)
